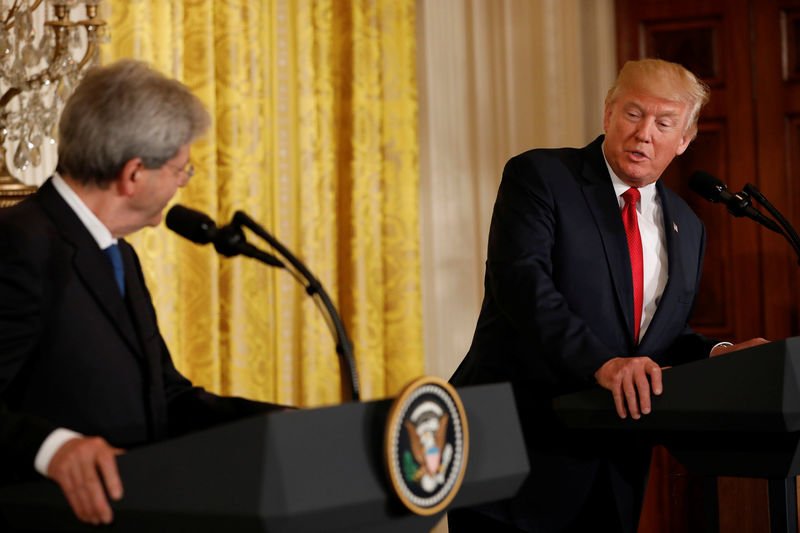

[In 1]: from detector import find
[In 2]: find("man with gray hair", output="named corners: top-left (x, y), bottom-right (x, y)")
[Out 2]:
top-left (0, 59), bottom-right (286, 526)
top-left (449, 58), bottom-right (766, 532)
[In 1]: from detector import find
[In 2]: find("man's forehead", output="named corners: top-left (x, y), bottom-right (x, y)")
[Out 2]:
top-left (613, 90), bottom-right (689, 115)
top-left (623, 99), bottom-right (685, 115)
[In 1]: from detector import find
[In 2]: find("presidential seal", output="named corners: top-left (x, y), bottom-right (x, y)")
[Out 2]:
top-left (384, 376), bottom-right (469, 515)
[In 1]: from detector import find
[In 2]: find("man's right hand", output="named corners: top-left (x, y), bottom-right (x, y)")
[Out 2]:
top-left (47, 436), bottom-right (124, 525)
top-left (594, 356), bottom-right (663, 420)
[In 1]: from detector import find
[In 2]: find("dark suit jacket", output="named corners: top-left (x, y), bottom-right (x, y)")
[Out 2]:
top-left (0, 179), bottom-right (283, 482)
top-left (450, 136), bottom-right (717, 532)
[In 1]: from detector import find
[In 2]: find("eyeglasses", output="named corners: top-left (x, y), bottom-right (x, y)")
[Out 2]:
top-left (163, 162), bottom-right (195, 185)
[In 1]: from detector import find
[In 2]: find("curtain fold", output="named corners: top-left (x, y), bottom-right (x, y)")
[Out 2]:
top-left (100, 0), bottom-right (422, 406)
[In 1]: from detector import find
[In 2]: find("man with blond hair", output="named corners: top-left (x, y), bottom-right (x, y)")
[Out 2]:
top-left (449, 59), bottom-right (765, 532)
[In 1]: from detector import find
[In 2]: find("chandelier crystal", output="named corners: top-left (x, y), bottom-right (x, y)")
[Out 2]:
top-left (0, 0), bottom-right (105, 206)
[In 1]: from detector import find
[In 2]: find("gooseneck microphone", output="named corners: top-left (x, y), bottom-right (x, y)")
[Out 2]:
top-left (688, 170), bottom-right (800, 265)
top-left (166, 204), bottom-right (361, 401)
top-left (164, 205), bottom-right (217, 244)
top-left (688, 171), bottom-right (782, 233)
top-left (165, 205), bottom-right (283, 266)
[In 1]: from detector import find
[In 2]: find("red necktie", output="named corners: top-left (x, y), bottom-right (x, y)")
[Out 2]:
top-left (621, 188), bottom-right (643, 343)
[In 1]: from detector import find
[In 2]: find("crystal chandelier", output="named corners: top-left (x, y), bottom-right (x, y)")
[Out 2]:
top-left (0, 0), bottom-right (105, 207)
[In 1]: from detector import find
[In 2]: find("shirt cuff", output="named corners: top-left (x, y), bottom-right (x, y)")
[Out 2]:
top-left (34, 428), bottom-right (83, 476)
top-left (710, 341), bottom-right (734, 356)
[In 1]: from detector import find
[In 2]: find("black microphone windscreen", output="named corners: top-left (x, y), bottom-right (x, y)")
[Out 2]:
top-left (688, 171), bottom-right (725, 202)
top-left (165, 205), bottom-right (217, 244)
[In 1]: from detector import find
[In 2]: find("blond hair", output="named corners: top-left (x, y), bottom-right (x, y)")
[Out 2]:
top-left (605, 58), bottom-right (710, 138)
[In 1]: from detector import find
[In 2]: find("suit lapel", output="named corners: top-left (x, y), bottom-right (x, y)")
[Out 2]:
top-left (119, 240), bottom-right (169, 439)
top-left (119, 241), bottom-right (159, 346)
top-left (579, 139), bottom-right (638, 345)
top-left (639, 182), bottom-right (687, 352)
top-left (37, 180), bottom-right (145, 359)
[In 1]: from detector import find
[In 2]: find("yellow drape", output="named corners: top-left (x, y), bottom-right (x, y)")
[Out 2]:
top-left (100, 0), bottom-right (422, 407)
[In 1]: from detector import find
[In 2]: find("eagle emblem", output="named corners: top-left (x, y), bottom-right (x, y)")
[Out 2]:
top-left (384, 376), bottom-right (469, 515)
top-left (403, 401), bottom-right (453, 492)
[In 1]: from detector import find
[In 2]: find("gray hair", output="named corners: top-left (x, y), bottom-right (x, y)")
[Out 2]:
top-left (57, 59), bottom-right (211, 186)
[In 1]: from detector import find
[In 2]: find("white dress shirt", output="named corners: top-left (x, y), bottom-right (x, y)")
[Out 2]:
top-left (601, 155), bottom-right (731, 356)
top-left (602, 159), bottom-right (669, 343)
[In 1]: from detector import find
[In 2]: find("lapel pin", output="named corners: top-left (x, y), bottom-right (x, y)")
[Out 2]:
top-left (673, 221), bottom-right (679, 233)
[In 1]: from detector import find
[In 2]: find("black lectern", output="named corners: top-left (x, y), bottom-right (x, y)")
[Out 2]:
top-left (554, 338), bottom-right (800, 533)
top-left (0, 383), bottom-right (529, 532)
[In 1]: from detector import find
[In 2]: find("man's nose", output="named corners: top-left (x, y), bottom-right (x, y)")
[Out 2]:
top-left (634, 117), bottom-right (655, 142)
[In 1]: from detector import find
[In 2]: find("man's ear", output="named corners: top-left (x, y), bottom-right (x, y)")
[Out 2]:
top-left (675, 128), bottom-right (695, 157)
top-left (115, 158), bottom-right (143, 196)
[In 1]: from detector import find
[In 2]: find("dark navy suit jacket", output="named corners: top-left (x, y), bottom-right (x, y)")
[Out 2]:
top-left (451, 136), bottom-right (717, 532)
top-left (0, 179), bottom-right (283, 482)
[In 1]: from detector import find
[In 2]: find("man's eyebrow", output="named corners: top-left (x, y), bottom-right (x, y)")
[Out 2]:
top-left (624, 101), bottom-right (682, 118)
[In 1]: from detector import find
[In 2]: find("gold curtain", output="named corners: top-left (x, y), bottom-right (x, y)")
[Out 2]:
top-left (100, 0), bottom-right (422, 407)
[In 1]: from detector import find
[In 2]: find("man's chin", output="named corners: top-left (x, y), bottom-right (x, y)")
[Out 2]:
top-left (617, 165), bottom-right (658, 187)
top-left (148, 212), bottom-right (164, 227)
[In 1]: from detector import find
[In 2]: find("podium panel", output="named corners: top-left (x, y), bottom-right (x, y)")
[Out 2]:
top-left (0, 383), bottom-right (529, 532)
top-left (554, 338), bottom-right (800, 478)
top-left (554, 338), bottom-right (800, 533)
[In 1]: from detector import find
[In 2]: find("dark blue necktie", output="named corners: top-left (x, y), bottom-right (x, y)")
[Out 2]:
top-left (103, 244), bottom-right (125, 296)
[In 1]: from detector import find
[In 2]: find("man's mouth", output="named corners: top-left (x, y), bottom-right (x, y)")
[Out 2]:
top-left (628, 150), bottom-right (648, 160)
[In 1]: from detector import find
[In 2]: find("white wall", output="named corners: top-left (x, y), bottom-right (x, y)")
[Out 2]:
top-left (417, 0), bottom-right (617, 381)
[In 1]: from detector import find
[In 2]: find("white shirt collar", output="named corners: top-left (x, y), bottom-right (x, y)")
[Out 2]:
top-left (51, 173), bottom-right (117, 249)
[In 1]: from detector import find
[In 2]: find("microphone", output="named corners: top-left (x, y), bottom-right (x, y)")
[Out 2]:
top-left (166, 205), bottom-right (284, 266)
top-left (688, 171), bottom-right (782, 233)
top-left (165, 204), bottom-right (361, 401)
top-left (165, 204), bottom-right (217, 244)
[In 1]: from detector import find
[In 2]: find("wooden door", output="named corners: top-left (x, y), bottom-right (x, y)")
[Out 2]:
top-left (616, 0), bottom-right (800, 531)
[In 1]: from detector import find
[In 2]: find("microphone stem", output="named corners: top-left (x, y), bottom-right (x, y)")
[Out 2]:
top-left (233, 211), bottom-right (361, 402)
top-left (283, 262), bottom-right (339, 341)
top-left (745, 184), bottom-right (800, 266)
top-left (238, 243), bottom-right (286, 268)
